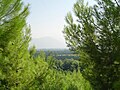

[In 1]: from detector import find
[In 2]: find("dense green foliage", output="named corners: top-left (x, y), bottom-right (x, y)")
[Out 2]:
top-left (0, 0), bottom-right (92, 90)
top-left (37, 51), bottom-right (92, 90)
top-left (64, 0), bottom-right (120, 89)
top-left (0, 0), bottom-right (48, 89)
top-left (42, 70), bottom-right (92, 90)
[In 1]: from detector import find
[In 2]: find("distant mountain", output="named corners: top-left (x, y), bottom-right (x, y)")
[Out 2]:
top-left (30, 37), bottom-right (67, 49)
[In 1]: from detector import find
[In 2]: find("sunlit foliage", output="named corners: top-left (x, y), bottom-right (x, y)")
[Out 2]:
top-left (64, 0), bottom-right (120, 89)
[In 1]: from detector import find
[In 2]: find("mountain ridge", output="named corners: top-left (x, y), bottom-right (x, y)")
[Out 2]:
top-left (30, 37), bottom-right (67, 49)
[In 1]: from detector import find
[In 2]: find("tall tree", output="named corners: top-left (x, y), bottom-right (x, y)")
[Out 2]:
top-left (63, 0), bottom-right (120, 89)
top-left (0, 0), bottom-right (48, 89)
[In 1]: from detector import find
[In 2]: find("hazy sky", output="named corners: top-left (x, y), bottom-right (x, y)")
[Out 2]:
top-left (24, 0), bottom-right (95, 48)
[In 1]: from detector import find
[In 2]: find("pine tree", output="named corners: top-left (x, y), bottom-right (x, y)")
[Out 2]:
top-left (0, 0), bottom-right (48, 89)
top-left (63, 0), bottom-right (120, 89)
top-left (0, 0), bottom-right (30, 89)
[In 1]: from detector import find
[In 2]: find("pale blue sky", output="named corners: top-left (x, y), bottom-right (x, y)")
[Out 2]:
top-left (25, 0), bottom-right (76, 41)
top-left (24, 0), bottom-right (95, 48)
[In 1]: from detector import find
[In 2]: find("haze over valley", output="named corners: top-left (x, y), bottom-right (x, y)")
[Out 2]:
top-left (30, 37), bottom-right (67, 49)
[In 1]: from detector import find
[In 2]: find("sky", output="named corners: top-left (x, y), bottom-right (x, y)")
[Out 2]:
top-left (24, 0), bottom-right (95, 48)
